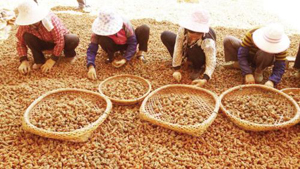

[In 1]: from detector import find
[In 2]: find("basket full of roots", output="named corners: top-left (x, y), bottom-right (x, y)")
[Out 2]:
top-left (98, 74), bottom-right (152, 105)
top-left (220, 84), bottom-right (300, 131)
top-left (281, 88), bottom-right (300, 108)
top-left (22, 88), bottom-right (112, 142)
top-left (140, 84), bottom-right (220, 136)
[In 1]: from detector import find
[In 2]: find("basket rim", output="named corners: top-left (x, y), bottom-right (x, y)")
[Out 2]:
top-left (219, 84), bottom-right (300, 127)
top-left (281, 88), bottom-right (300, 93)
top-left (98, 74), bottom-right (152, 104)
top-left (23, 88), bottom-right (112, 135)
top-left (140, 84), bottom-right (220, 128)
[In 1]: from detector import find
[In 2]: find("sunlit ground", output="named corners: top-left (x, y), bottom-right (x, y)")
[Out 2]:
top-left (263, 0), bottom-right (300, 32)
top-left (1, 0), bottom-right (300, 34)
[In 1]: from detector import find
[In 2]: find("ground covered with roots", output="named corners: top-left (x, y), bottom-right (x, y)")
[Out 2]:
top-left (0, 7), bottom-right (299, 169)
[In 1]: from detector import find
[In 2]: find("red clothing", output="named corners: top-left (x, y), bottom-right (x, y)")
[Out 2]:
top-left (16, 12), bottom-right (68, 57)
top-left (108, 28), bottom-right (127, 45)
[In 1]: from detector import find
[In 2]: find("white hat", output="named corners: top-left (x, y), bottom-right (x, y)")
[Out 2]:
top-left (92, 8), bottom-right (123, 36)
top-left (253, 24), bottom-right (290, 54)
top-left (15, 0), bottom-right (50, 25)
top-left (179, 9), bottom-right (210, 33)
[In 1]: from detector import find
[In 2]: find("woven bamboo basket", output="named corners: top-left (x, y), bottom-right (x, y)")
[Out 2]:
top-left (281, 88), bottom-right (300, 123)
top-left (281, 88), bottom-right (300, 97)
top-left (140, 84), bottom-right (220, 136)
top-left (98, 74), bottom-right (152, 105)
top-left (22, 88), bottom-right (112, 142)
top-left (220, 84), bottom-right (300, 131)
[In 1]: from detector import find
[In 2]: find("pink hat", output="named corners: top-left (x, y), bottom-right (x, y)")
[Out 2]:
top-left (179, 9), bottom-right (210, 33)
top-left (253, 23), bottom-right (290, 53)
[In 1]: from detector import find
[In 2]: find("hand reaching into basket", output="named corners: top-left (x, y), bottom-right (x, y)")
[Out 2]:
top-left (264, 80), bottom-right (274, 88)
top-left (18, 60), bottom-right (31, 74)
top-left (245, 74), bottom-right (255, 84)
top-left (173, 71), bottom-right (182, 82)
top-left (87, 65), bottom-right (97, 80)
top-left (192, 79), bottom-right (207, 87)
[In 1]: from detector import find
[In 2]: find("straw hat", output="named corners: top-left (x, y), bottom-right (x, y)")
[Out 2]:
top-left (15, 0), bottom-right (50, 25)
top-left (92, 8), bottom-right (123, 36)
top-left (253, 24), bottom-right (290, 54)
top-left (179, 9), bottom-right (210, 33)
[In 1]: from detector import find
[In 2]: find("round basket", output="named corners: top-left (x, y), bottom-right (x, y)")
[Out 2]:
top-left (22, 88), bottom-right (112, 142)
top-left (140, 84), bottom-right (220, 136)
top-left (219, 84), bottom-right (300, 131)
top-left (98, 74), bottom-right (152, 105)
top-left (281, 88), bottom-right (300, 101)
top-left (281, 88), bottom-right (300, 123)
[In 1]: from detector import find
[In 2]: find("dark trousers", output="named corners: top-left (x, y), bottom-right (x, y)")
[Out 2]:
top-left (77, 0), bottom-right (87, 7)
top-left (160, 31), bottom-right (205, 70)
top-left (294, 43), bottom-right (300, 69)
top-left (23, 33), bottom-right (79, 64)
top-left (223, 36), bottom-right (275, 72)
top-left (98, 25), bottom-right (150, 59)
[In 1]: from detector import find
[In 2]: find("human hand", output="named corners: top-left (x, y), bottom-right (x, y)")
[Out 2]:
top-left (264, 80), bottom-right (274, 88)
top-left (173, 71), bottom-right (182, 82)
top-left (245, 74), bottom-right (255, 84)
top-left (18, 60), bottom-right (31, 74)
top-left (41, 59), bottom-right (56, 73)
top-left (112, 59), bottom-right (126, 68)
top-left (87, 66), bottom-right (97, 80)
top-left (192, 79), bottom-right (207, 87)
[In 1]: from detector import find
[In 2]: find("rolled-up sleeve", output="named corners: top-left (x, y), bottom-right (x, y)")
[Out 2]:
top-left (16, 27), bottom-right (28, 57)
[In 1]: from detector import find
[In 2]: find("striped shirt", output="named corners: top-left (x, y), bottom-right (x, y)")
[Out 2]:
top-left (241, 27), bottom-right (287, 60)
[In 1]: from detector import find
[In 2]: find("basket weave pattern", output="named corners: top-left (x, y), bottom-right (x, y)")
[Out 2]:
top-left (220, 85), bottom-right (300, 131)
top-left (99, 74), bottom-right (152, 105)
top-left (22, 88), bottom-right (112, 142)
top-left (140, 85), bottom-right (220, 136)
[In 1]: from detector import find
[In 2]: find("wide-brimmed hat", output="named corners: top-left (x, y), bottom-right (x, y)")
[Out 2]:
top-left (253, 24), bottom-right (290, 53)
top-left (179, 9), bottom-right (210, 33)
top-left (92, 8), bottom-right (123, 36)
top-left (15, 0), bottom-right (50, 25)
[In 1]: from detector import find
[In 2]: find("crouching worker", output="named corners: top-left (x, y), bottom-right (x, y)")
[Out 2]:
top-left (16, 0), bottom-right (79, 74)
top-left (223, 24), bottom-right (290, 87)
top-left (86, 8), bottom-right (150, 80)
top-left (160, 9), bottom-right (216, 87)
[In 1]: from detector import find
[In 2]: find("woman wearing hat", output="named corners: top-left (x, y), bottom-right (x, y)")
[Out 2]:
top-left (160, 9), bottom-right (216, 87)
top-left (86, 8), bottom-right (150, 80)
top-left (223, 23), bottom-right (290, 87)
top-left (16, 0), bottom-right (79, 74)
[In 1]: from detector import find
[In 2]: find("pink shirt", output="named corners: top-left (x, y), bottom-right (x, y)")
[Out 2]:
top-left (108, 28), bottom-right (127, 45)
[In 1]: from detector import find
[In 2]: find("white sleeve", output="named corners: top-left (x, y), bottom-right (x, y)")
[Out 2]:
top-left (201, 39), bottom-right (216, 79)
top-left (42, 14), bottom-right (54, 32)
top-left (172, 27), bottom-right (185, 68)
